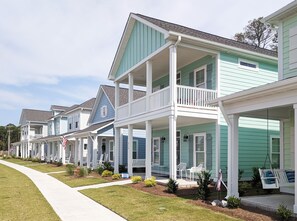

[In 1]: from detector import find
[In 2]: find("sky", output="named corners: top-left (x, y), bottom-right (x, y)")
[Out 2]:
top-left (0, 0), bottom-right (293, 126)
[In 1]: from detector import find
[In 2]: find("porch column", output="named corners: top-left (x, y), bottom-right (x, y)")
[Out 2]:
top-left (74, 138), bottom-right (79, 165)
top-left (60, 142), bottom-right (65, 164)
top-left (146, 60), bottom-right (152, 111)
top-left (40, 143), bottom-right (44, 160)
top-left (92, 135), bottom-right (98, 169)
top-left (128, 73), bottom-right (134, 116)
top-left (80, 138), bottom-right (84, 166)
top-left (115, 82), bottom-right (119, 120)
top-left (293, 104), bottom-right (297, 213)
top-left (87, 136), bottom-right (92, 168)
top-left (16, 145), bottom-right (19, 157)
top-left (128, 125), bottom-right (133, 176)
top-left (53, 142), bottom-right (56, 160)
top-left (169, 44), bottom-right (177, 105)
top-left (227, 114), bottom-right (239, 198)
top-left (145, 120), bottom-right (152, 178)
top-left (114, 127), bottom-right (120, 174)
top-left (169, 115), bottom-right (177, 180)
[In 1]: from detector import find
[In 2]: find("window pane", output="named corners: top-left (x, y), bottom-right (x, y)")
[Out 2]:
top-left (195, 136), bottom-right (204, 151)
top-left (196, 153), bottom-right (204, 166)
top-left (154, 152), bottom-right (159, 164)
top-left (195, 69), bottom-right (205, 88)
top-left (272, 138), bottom-right (280, 152)
top-left (272, 154), bottom-right (280, 168)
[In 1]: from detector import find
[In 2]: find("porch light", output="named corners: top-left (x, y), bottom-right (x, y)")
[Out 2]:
top-left (161, 137), bottom-right (166, 142)
top-left (183, 135), bottom-right (189, 142)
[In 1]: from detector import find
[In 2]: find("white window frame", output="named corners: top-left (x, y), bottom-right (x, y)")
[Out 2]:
top-left (238, 58), bottom-right (259, 71)
top-left (194, 65), bottom-right (207, 88)
top-left (152, 137), bottom-right (161, 165)
top-left (270, 135), bottom-right (281, 169)
top-left (133, 140), bottom-right (138, 159)
top-left (176, 71), bottom-right (181, 85)
top-left (193, 132), bottom-right (206, 168)
top-left (101, 105), bottom-right (108, 118)
top-left (109, 140), bottom-right (114, 162)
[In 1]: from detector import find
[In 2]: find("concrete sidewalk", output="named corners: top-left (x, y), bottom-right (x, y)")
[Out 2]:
top-left (0, 160), bottom-right (126, 221)
top-left (74, 179), bottom-right (132, 191)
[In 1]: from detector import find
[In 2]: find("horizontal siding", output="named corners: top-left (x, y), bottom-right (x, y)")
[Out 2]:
top-left (121, 135), bottom-right (146, 166)
top-left (284, 120), bottom-right (293, 169)
top-left (92, 94), bottom-right (114, 124)
top-left (115, 21), bottom-right (166, 79)
top-left (283, 15), bottom-right (297, 79)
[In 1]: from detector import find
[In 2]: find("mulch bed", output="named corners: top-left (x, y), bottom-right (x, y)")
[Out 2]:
top-left (129, 182), bottom-right (281, 221)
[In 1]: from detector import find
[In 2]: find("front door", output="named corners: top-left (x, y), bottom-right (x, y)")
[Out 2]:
top-left (193, 133), bottom-right (206, 167)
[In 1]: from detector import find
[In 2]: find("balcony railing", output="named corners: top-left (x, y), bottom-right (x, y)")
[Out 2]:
top-left (116, 86), bottom-right (217, 120)
top-left (177, 85), bottom-right (217, 109)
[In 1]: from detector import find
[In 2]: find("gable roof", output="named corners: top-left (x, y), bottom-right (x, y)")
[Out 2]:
top-left (109, 13), bottom-right (277, 80)
top-left (262, 1), bottom-right (297, 24)
top-left (50, 105), bottom-right (68, 112)
top-left (59, 98), bottom-right (96, 116)
top-left (19, 109), bottom-right (52, 125)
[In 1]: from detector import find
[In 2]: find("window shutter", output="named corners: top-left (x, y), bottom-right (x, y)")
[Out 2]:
top-left (206, 134), bottom-right (212, 170)
top-left (160, 142), bottom-right (164, 166)
top-left (206, 64), bottom-right (213, 89)
top-left (189, 71), bottom-right (194, 87)
top-left (188, 134), bottom-right (193, 167)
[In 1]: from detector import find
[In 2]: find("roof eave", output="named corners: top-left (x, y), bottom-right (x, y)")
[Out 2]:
top-left (262, 1), bottom-right (297, 24)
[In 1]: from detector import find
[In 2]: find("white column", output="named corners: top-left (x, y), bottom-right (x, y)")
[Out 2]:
top-left (74, 138), bottom-right (79, 165)
top-left (145, 121), bottom-right (152, 178)
top-left (115, 82), bottom-right (120, 120)
top-left (16, 145), bottom-right (19, 157)
top-left (293, 104), bottom-right (297, 213)
top-left (92, 135), bottom-right (98, 169)
top-left (114, 127), bottom-right (120, 174)
top-left (128, 73), bottom-right (134, 116)
top-left (146, 61), bottom-right (152, 111)
top-left (53, 142), bottom-right (56, 160)
top-left (60, 142), bottom-right (65, 164)
top-left (169, 45), bottom-right (177, 105)
top-left (169, 115), bottom-right (177, 180)
top-left (227, 114), bottom-right (239, 198)
top-left (80, 138), bottom-right (84, 166)
top-left (128, 125), bottom-right (133, 176)
top-left (87, 136), bottom-right (92, 168)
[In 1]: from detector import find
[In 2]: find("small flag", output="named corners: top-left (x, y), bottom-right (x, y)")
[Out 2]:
top-left (217, 169), bottom-right (223, 191)
top-left (62, 136), bottom-right (68, 149)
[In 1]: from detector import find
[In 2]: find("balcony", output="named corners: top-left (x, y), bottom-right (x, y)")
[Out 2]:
top-left (116, 86), bottom-right (217, 121)
top-left (30, 134), bottom-right (43, 139)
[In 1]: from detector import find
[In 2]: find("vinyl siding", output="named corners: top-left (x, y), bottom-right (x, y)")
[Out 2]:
top-left (92, 93), bottom-right (115, 124)
top-left (283, 120), bottom-right (293, 169)
top-left (283, 14), bottom-right (297, 79)
top-left (115, 21), bottom-right (166, 79)
top-left (122, 136), bottom-right (146, 165)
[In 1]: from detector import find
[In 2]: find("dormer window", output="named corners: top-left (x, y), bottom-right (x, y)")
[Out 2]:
top-left (101, 105), bottom-right (107, 118)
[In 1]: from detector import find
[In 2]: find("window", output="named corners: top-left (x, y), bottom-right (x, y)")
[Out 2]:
top-left (75, 121), bottom-right (78, 128)
top-left (101, 106), bottom-right (107, 118)
top-left (69, 123), bottom-right (72, 130)
top-left (84, 144), bottom-right (87, 150)
top-left (238, 59), bottom-right (258, 70)
top-left (289, 26), bottom-right (297, 69)
top-left (271, 136), bottom-right (280, 169)
top-left (152, 138), bottom-right (160, 164)
top-left (176, 71), bottom-right (181, 85)
top-left (194, 133), bottom-right (206, 167)
top-left (133, 140), bottom-right (138, 159)
top-left (109, 140), bottom-right (114, 162)
top-left (194, 66), bottom-right (206, 88)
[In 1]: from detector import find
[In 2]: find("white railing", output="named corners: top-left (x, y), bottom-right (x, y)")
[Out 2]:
top-left (131, 96), bottom-right (146, 116)
top-left (149, 87), bottom-right (170, 111)
top-left (117, 103), bottom-right (129, 120)
top-left (177, 85), bottom-right (217, 108)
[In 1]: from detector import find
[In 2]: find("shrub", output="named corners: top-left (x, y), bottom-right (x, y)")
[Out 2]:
top-left (78, 167), bottom-right (88, 177)
top-left (276, 204), bottom-right (293, 221)
top-left (96, 166), bottom-right (104, 175)
top-left (197, 171), bottom-right (211, 200)
top-left (238, 181), bottom-right (252, 197)
top-left (144, 177), bottom-right (156, 187)
top-left (166, 178), bottom-right (178, 193)
top-left (66, 164), bottom-right (75, 176)
top-left (56, 161), bottom-right (63, 167)
top-left (102, 170), bottom-right (113, 177)
top-left (251, 167), bottom-right (261, 188)
top-left (119, 165), bottom-right (127, 173)
top-left (131, 176), bottom-right (142, 183)
top-left (87, 168), bottom-right (92, 174)
top-left (103, 162), bottom-right (114, 172)
top-left (112, 173), bottom-right (121, 180)
top-left (227, 196), bottom-right (241, 209)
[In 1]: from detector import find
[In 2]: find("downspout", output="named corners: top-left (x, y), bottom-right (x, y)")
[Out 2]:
top-left (174, 35), bottom-right (181, 47)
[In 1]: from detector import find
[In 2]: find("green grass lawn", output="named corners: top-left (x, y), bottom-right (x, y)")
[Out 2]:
top-left (3, 158), bottom-right (40, 166)
top-left (50, 172), bottom-right (108, 187)
top-left (0, 164), bottom-right (60, 221)
top-left (81, 185), bottom-right (241, 221)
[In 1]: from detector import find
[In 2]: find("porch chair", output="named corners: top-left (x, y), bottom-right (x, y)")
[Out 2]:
top-left (177, 162), bottom-right (187, 179)
top-left (187, 164), bottom-right (204, 181)
top-left (258, 168), bottom-right (279, 189)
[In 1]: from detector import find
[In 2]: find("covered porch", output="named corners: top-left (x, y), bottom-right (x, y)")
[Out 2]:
top-left (210, 76), bottom-right (297, 213)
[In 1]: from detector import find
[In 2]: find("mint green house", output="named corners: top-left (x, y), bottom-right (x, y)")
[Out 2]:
top-left (108, 13), bottom-right (278, 180)
top-left (211, 1), bottom-right (297, 212)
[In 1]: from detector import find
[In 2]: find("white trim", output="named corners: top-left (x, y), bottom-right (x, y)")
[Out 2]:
top-left (280, 120), bottom-right (284, 169)
top-left (194, 65), bottom-right (207, 88)
top-left (270, 135), bottom-right (281, 168)
top-left (262, 1), bottom-right (297, 24)
top-left (238, 58), bottom-right (259, 72)
top-left (109, 140), bottom-right (114, 162)
top-left (152, 137), bottom-right (161, 165)
top-left (193, 132), bottom-right (207, 168)
top-left (278, 23), bottom-right (283, 80)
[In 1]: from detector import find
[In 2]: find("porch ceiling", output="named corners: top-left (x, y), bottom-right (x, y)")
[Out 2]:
top-left (239, 105), bottom-right (292, 120)
top-left (119, 45), bottom-right (210, 86)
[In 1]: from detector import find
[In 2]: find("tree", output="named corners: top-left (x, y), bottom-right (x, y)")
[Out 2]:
top-left (234, 17), bottom-right (278, 51)
top-left (0, 124), bottom-right (20, 151)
